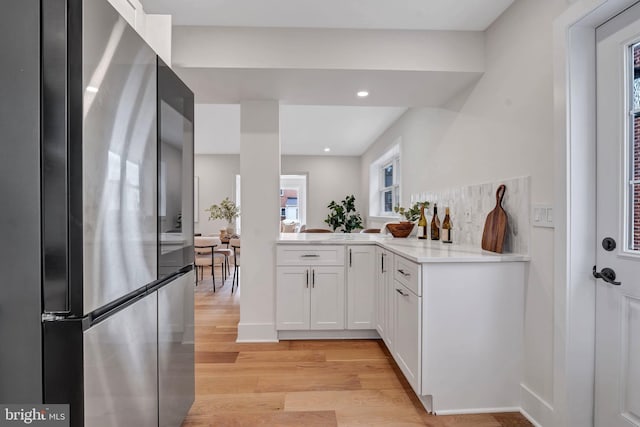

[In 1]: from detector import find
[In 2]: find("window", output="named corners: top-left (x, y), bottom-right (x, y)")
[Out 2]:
top-left (280, 189), bottom-right (299, 220)
top-left (370, 143), bottom-right (401, 217)
top-left (280, 174), bottom-right (307, 226)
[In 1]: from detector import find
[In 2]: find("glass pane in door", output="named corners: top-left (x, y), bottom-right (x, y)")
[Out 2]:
top-left (629, 44), bottom-right (640, 250)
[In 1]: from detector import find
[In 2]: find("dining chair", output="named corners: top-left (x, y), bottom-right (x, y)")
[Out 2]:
top-left (229, 238), bottom-right (241, 293)
top-left (194, 236), bottom-right (224, 292)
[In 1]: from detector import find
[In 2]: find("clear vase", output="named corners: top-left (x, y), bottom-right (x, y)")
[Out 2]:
top-left (226, 222), bottom-right (235, 237)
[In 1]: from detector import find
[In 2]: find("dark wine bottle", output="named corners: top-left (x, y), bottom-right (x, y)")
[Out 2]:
top-left (430, 203), bottom-right (440, 240)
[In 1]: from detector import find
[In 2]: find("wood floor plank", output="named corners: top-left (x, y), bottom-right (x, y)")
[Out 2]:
top-left (195, 376), bottom-right (259, 395)
top-left (283, 389), bottom-right (416, 411)
top-left (187, 393), bottom-right (285, 414)
top-left (195, 351), bottom-right (239, 363)
top-left (334, 406), bottom-right (428, 426)
top-left (183, 410), bottom-right (337, 427)
top-left (235, 350), bottom-right (326, 363)
top-left (255, 373), bottom-right (361, 392)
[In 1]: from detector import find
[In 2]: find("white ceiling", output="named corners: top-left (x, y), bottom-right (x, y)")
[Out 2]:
top-left (195, 104), bottom-right (407, 156)
top-left (141, 0), bottom-right (514, 31)
top-left (146, 0), bottom-right (512, 156)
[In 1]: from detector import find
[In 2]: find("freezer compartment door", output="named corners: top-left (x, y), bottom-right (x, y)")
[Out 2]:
top-left (84, 292), bottom-right (158, 427)
top-left (158, 270), bottom-right (195, 426)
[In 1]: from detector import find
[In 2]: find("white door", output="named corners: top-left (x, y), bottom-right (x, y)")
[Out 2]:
top-left (596, 7), bottom-right (640, 426)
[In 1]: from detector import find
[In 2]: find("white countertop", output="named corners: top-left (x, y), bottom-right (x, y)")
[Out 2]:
top-left (277, 233), bottom-right (530, 263)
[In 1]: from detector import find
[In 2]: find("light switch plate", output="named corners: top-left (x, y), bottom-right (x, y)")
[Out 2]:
top-left (533, 204), bottom-right (554, 228)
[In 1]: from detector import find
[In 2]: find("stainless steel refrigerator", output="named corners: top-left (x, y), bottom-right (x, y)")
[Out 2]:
top-left (0, 0), bottom-right (195, 426)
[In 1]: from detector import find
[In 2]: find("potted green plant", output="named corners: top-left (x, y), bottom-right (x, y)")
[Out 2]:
top-left (394, 201), bottom-right (429, 222)
top-left (324, 195), bottom-right (363, 233)
top-left (206, 197), bottom-right (240, 235)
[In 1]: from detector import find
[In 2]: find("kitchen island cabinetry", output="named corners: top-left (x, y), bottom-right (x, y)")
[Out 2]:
top-left (276, 234), bottom-right (527, 414)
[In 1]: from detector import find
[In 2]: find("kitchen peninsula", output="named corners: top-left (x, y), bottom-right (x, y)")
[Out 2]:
top-left (276, 233), bottom-right (529, 415)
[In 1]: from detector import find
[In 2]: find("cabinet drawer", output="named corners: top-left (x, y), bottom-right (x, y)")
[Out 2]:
top-left (393, 255), bottom-right (421, 296)
top-left (277, 245), bottom-right (345, 266)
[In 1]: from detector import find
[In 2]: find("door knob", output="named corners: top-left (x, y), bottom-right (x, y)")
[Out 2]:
top-left (592, 265), bottom-right (621, 286)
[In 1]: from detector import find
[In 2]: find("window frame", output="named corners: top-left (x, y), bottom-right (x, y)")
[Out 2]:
top-left (626, 42), bottom-right (640, 253)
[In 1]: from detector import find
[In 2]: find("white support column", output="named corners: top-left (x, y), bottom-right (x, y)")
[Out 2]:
top-left (237, 101), bottom-right (281, 342)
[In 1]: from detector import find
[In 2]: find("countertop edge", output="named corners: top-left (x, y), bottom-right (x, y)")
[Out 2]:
top-left (276, 235), bottom-right (531, 263)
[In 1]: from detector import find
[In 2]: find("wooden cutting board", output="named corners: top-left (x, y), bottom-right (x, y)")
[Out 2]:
top-left (481, 184), bottom-right (508, 253)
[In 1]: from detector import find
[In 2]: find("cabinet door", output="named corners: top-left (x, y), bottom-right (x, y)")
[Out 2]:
top-left (375, 248), bottom-right (389, 339)
top-left (276, 267), bottom-right (310, 330)
top-left (386, 257), bottom-right (396, 350)
top-left (347, 246), bottom-right (376, 329)
top-left (310, 266), bottom-right (345, 330)
top-left (394, 281), bottom-right (421, 395)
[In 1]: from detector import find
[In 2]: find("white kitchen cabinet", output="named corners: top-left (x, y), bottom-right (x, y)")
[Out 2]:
top-left (346, 245), bottom-right (376, 329)
top-left (276, 266), bottom-right (345, 330)
top-left (276, 245), bottom-right (345, 331)
top-left (375, 248), bottom-right (393, 346)
top-left (276, 266), bottom-right (310, 330)
top-left (309, 266), bottom-right (345, 330)
top-left (393, 280), bottom-right (422, 395)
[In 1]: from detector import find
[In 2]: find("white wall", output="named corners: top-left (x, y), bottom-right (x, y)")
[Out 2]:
top-left (360, 0), bottom-right (570, 423)
top-left (282, 156), bottom-right (362, 229)
top-left (194, 155), bottom-right (240, 236)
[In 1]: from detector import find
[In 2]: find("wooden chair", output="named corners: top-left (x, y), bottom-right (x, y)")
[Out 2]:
top-left (229, 238), bottom-right (241, 293)
top-left (299, 228), bottom-right (332, 233)
top-left (194, 236), bottom-right (225, 292)
top-left (194, 236), bottom-right (216, 291)
top-left (360, 228), bottom-right (381, 233)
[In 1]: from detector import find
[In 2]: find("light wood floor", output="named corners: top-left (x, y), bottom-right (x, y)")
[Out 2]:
top-left (183, 268), bottom-right (532, 427)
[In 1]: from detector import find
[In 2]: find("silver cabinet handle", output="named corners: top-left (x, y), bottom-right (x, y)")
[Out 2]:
top-left (381, 253), bottom-right (385, 273)
top-left (312, 269), bottom-right (315, 288)
top-left (395, 288), bottom-right (409, 296)
top-left (349, 249), bottom-right (352, 267)
top-left (306, 269), bottom-right (309, 288)
top-left (301, 254), bottom-right (320, 258)
top-left (397, 269), bottom-right (410, 277)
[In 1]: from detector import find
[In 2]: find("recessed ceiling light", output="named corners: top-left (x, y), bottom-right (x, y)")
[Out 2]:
top-left (324, 147), bottom-right (331, 152)
top-left (86, 86), bottom-right (99, 93)
top-left (357, 90), bottom-right (369, 98)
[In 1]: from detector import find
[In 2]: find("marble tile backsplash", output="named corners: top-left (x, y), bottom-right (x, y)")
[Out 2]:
top-left (414, 176), bottom-right (530, 254)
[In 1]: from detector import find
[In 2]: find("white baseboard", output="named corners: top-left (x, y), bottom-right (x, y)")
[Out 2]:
top-left (434, 406), bottom-right (521, 416)
top-left (278, 329), bottom-right (381, 340)
top-left (520, 383), bottom-right (554, 427)
top-left (236, 322), bottom-right (278, 342)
